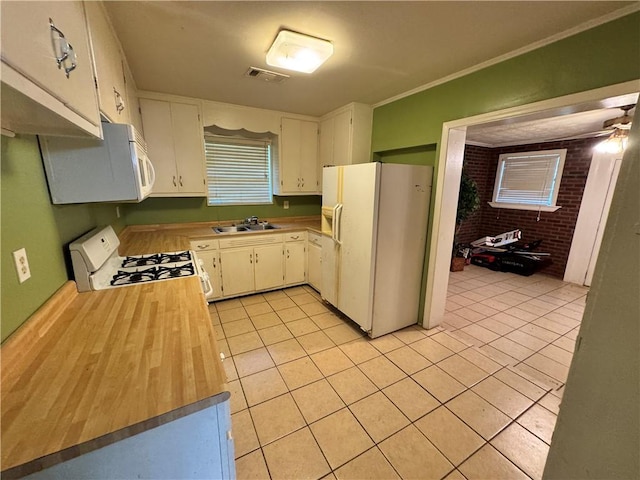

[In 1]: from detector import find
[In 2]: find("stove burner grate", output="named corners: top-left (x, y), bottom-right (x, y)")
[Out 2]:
top-left (121, 254), bottom-right (162, 268)
top-left (159, 251), bottom-right (192, 264)
top-left (156, 264), bottom-right (195, 280)
top-left (109, 262), bottom-right (196, 286)
top-left (110, 267), bottom-right (157, 286)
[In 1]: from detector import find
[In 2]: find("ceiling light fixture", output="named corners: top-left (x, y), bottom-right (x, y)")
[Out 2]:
top-left (266, 30), bottom-right (333, 74)
top-left (596, 128), bottom-right (629, 154)
top-left (595, 104), bottom-right (634, 154)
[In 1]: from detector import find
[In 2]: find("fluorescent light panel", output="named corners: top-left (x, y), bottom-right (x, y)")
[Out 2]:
top-left (266, 30), bottom-right (333, 74)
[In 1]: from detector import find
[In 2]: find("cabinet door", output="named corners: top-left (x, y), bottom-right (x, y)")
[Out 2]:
top-left (171, 102), bottom-right (206, 194)
top-left (285, 242), bottom-right (306, 285)
top-left (299, 120), bottom-right (319, 193)
top-left (332, 110), bottom-right (352, 166)
top-left (220, 248), bottom-right (255, 297)
top-left (139, 98), bottom-right (178, 193)
top-left (196, 250), bottom-right (223, 300)
top-left (254, 244), bottom-right (284, 291)
top-left (1, 1), bottom-right (99, 126)
top-left (85, 1), bottom-right (127, 123)
top-left (124, 63), bottom-right (143, 134)
top-left (307, 243), bottom-right (321, 292)
top-left (319, 116), bottom-right (334, 168)
top-left (280, 117), bottom-right (303, 192)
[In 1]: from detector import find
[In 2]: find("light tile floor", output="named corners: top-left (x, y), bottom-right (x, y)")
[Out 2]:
top-left (211, 266), bottom-right (587, 480)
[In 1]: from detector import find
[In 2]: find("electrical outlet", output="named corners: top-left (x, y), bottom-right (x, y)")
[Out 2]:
top-left (116, 206), bottom-right (121, 218)
top-left (12, 248), bottom-right (31, 283)
top-left (283, 200), bottom-right (289, 209)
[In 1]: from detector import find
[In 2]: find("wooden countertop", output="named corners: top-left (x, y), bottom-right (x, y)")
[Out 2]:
top-left (1, 216), bottom-right (319, 475)
top-left (1, 277), bottom-right (227, 477)
top-left (119, 216), bottom-right (321, 255)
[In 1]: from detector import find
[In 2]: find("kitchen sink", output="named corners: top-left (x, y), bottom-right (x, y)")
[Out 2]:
top-left (247, 223), bottom-right (280, 231)
top-left (212, 225), bottom-right (250, 233)
top-left (212, 223), bottom-right (281, 234)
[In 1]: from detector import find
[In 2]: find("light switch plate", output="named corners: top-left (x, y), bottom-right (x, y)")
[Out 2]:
top-left (12, 248), bottom-right (31, 283)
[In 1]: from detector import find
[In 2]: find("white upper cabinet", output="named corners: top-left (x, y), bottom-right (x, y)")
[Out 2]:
top-left (0, 1), bottom-right (101, 137)
top-left (319, 103), bottom-right (373, 167)
top-left (139, 97), bottom-right (206, 196)
top-left (84, 1), bottom-right (129, 124)
top-left (123, 61), bottom-right (143, 134)
top-left (276, 117), bottom-right (320, 195)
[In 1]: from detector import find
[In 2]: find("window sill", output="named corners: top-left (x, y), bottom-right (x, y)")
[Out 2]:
top-left (488, 202), bottom-right (562, 212)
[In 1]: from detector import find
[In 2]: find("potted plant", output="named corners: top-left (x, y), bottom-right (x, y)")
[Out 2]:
top-left (451, 170), bottom-right (480, 271)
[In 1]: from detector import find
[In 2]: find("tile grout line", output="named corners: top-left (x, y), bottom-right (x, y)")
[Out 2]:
top-left (221, 270), bottom-right (578, 479)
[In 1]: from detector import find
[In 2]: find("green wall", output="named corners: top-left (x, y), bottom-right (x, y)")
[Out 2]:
top-left (370, 12), bottom-right (640, 322)
top-left (373, 144), bottom-right (437, 166)
top-left (1, 135), bottom-right (123, 342)
top-left (372, 13), bottom-right (640, 152)
top-left (123, 195), bottom-right (321, 225)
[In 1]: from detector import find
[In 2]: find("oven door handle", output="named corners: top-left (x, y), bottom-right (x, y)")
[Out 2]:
top-left (195, 257), bottom-right (214, 298)
top-left (202, 271), bottom-right (214, 298)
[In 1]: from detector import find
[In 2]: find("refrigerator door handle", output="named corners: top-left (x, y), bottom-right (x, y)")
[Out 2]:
top-left (335, 203), bottom-right (344, 245)
top-left (331, 203), bottom-right (340, 242)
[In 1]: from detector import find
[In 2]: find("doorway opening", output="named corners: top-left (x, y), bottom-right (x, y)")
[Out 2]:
top-left (423, 79), bottom-right (639, 329)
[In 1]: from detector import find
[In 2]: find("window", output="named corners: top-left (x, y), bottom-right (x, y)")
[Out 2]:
top-left (205, 135), bottom-right (272, 205)
top-left (490, 149), bottom-right (566, 211)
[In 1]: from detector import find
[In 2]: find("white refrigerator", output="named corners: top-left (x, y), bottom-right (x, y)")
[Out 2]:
top-left (321, 162), bottom-right (433, 338)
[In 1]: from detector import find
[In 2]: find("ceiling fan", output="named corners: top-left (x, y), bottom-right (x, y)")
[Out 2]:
top-left (594, 104), bottom-right (634, 153)
top-left (553, 104), bottom-right (635, 142)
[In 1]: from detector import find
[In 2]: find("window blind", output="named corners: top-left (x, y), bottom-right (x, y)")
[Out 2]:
top-left (205, 136), bottom-right (272, 205)
top-left (494, 152), bottom-right (563, 206)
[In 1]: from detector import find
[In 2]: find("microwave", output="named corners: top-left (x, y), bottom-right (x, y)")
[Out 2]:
top-left (39, 123), bottom-right (155, 204)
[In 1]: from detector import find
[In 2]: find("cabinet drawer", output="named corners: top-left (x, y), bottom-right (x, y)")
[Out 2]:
top-left (190, 239), bottom-right (219, 251)
top-left (308, 231), bottom-right (321, 247)
top-left (219, 234), bottom-right (283, 249)
top-left (285, 231), bottom-right (306, 242)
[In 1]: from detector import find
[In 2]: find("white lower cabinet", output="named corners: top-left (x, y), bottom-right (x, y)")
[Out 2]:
top-left (307, 232), bottom-right (322, 292)
top-left (193, 230), bottom-right (316, 301)
top-left (285, 233), bottom-right (306, 286)
top-left (217, 234), bottom-right (285, 299)
top-left (220, 248), bottom-right (256, 297)
top-left (24, 399), bottom-right (234, 480)
top-left (254, 244), bottom-right (285, 291)
top-left (191, 240), bottom-right (222, 301)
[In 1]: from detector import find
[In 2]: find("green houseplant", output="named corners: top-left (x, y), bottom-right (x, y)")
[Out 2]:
top-left (451, 170), bottom-right (481, 271)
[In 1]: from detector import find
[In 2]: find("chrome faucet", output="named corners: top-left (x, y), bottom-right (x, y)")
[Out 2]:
top-left (244, 216), bottom-right (259, 225)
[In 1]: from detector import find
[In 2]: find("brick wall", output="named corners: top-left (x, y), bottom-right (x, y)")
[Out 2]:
top-left (456, 145), bottom-right (492, 244)
top-left (459, 138), bottom-right (600, 278)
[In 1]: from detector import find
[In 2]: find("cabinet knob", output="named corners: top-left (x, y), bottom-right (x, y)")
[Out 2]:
top-left (250, 253), bottom-right (253, 264)
top-left (255, 253), bottom-right (259, 263)
top-left (172, 176), bottom-right (177, 187)
top-left (179, 176), bottom-right (183, 187)
top-left (197, 244), bottom-right (210, 249)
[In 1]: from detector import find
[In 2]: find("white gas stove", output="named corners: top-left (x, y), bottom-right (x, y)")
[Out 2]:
top-left (69, 226), bottom-right (211, 295)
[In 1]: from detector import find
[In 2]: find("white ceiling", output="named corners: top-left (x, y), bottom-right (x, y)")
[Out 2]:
top-left (105, 1), bottom-right (636, 118)
top-left (105, 1), bottom-right (640, 146)
top-left (466, 99), bottom-right (637, 147)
